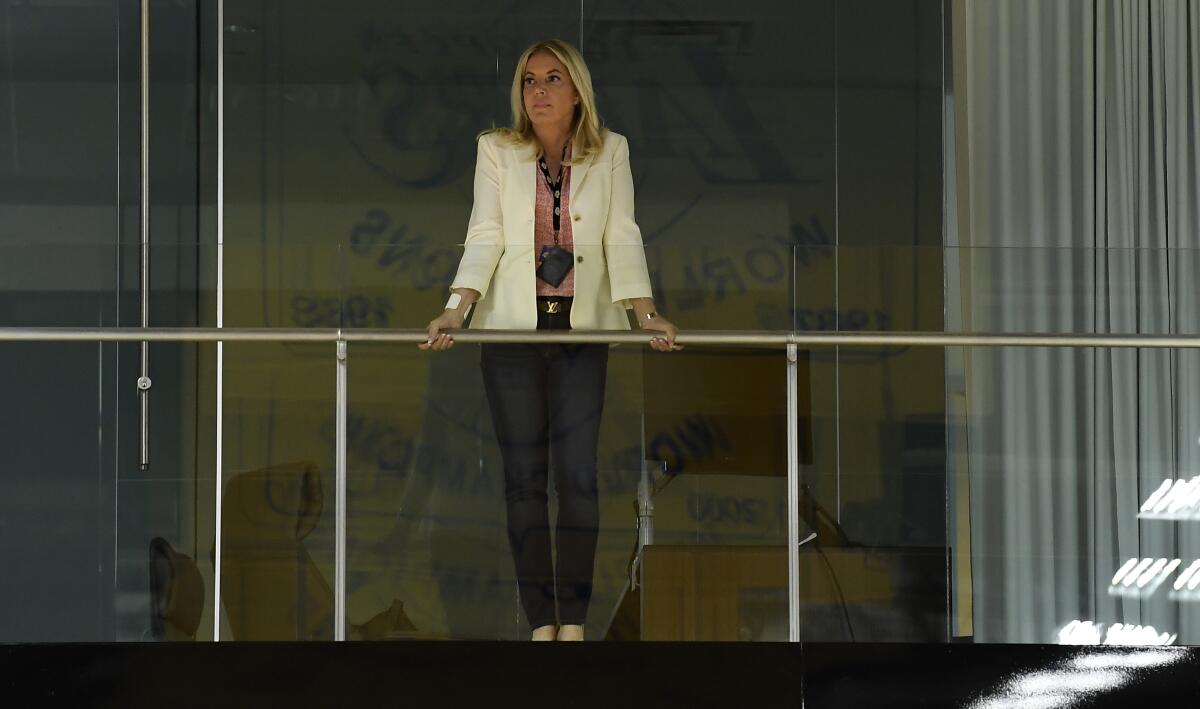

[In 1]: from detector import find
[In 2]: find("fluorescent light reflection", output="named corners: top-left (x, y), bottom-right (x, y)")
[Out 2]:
top-left (1009, 670), bottom-right (1125, 696)
top-left (1123, 558), bottom-right (1153, 587)
top-left (1058, 620), bottom-right (1177, 647)
top-left (1166, 560), bottom-right (1200, 601)
top-left (970, 646), bottom-right (1185, 709)
top-left (1106, 624), bottom-right (1178, 646)
top-left (1070, 649), bottom-right (1179, 670)
top-left (1110, 557), bottom-right (1139, 585)
top-left (1108, 557), bottom-right (1181, 597)
top-left (1141, 479), bottom-right (1174, 511)
top-left (1173, 560), bottom-right (1200, 590)
top-left (1136, 559), bottom-right (1168, 587)
top-left (1139, 476), bottom-right (1200, 520)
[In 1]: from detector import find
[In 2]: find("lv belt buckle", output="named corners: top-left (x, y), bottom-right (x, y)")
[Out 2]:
top-left (544, 301), bottom-right (561, 314)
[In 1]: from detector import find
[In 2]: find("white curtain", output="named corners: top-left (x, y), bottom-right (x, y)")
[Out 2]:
top-left (951, 0), bottom-right (1200, 642)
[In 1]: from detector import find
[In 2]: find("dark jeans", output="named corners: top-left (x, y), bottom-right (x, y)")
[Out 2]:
top-left (479, 300), bottom-right (608, 629)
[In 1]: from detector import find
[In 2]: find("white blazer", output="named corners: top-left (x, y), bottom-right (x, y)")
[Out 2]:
top-left (449, 129), bottom-right (653, 331)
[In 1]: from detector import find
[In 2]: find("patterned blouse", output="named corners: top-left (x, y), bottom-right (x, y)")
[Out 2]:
top-left (534, 162), bottom-right (574, 297)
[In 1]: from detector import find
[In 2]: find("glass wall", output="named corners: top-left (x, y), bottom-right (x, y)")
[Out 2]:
top-left (21, 0), bottom-right (1200, 648)
top-left (0, 0), bottom-right (947, 644)
top-left (0, 0), bottom-right (212, 641)
top-left (213, 0), bottom-right (941, 642)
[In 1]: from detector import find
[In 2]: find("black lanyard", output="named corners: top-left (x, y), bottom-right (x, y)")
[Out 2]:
top-left (537, 142), bottom-right (570, 244)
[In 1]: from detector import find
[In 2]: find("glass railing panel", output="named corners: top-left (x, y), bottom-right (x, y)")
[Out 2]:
top-left (946, 343), bottom-right (1200, 646)
top-left (0, 341), bottom-right (113, 641)
top-left (782, 334), bottom-right (1200, 647)
top-left (216, 337), bottom-right (337, 640)
top-left (0, 329), bottom-right (216, 643)
top-left (791, 243), bottom-right (949, 642)
top-left (123, 331), bottom-right (218, 642)
top-left (340, 224), bottom-right (801, 639)
top-left (636, 345), bottom-right (790, 641)
top-left (346, 342), bottom-right (504, 640)
top-left (802, 355), bottom-right (949, 642)
top-left (804, 351), bottom-right (949, 643)
top-left (344, 333), bottom-right (644, 641)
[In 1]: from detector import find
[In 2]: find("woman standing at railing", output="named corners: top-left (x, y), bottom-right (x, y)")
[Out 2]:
top-left (419, 38), bottom-right (681, 641)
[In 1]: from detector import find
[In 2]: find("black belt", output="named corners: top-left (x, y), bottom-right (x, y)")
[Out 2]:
top-left (536, 297), bottom-right (572, 332)
top-left (536, 296), bottom-right (572, 314)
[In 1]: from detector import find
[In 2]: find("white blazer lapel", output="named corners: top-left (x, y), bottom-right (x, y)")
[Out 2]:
top-left (569, 142), bottom-right (591, 202)
top-left (510, 145), bottom-right (537, 228)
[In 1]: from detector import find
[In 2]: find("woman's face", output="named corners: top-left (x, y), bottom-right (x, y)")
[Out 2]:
top-left (522, 50), bottom-right (579, 130)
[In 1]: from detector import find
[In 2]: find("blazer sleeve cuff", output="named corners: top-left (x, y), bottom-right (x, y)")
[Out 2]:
top-left (610, 281), bottom-right (653, 306)
top-left (450, 244), bottom-right (504, 300)
top-left (451, 276), bottom-right (491, 300)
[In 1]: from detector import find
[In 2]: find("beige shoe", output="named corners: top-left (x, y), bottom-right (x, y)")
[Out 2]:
top-left (531, 624), bottom-right (557, 641)
top-left (557, 624), bottom-right (584, 641)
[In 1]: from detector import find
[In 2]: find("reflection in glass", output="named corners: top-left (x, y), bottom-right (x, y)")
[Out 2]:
top-left (635, 347), bottom-right (789, 641)
top-left (346, 340), bottom-right (647, 640)
top-left (216, 343), bottom-right (337, 640)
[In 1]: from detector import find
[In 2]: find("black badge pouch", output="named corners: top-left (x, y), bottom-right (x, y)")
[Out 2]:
top-left (537, 243), bottom-right (574, 287)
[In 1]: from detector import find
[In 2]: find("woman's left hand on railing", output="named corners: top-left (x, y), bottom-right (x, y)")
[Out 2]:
top-left (642, 314), bottom-right (683, 353)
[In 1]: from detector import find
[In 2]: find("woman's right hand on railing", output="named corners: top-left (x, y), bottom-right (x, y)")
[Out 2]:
top-left (418, 309), bottom-right (464, 352)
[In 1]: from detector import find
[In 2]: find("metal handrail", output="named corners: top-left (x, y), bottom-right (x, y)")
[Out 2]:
top-left (2, 327), bottom-right (1200, 348)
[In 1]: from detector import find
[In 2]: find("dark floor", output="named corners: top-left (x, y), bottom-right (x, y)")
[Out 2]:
top-left (2, 641), bottom-right (1198, 708)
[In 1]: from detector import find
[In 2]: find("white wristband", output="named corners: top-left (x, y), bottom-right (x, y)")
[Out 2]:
top-left (445, 293), bottom-right (462, 311)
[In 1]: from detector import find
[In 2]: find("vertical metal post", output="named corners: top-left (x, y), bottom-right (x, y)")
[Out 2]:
top-left (4, 2), bottom-right (20, 172)
top-left (213, 0), bottom-right (225, 642)
top-left (138, 0), bottom-right (152, 470)
top-left (335, 338), bottom-right (348, 641)
top-left (637, 461), bottom-right (656, 548)
top-left (786, 344), bottom-right (801, 642)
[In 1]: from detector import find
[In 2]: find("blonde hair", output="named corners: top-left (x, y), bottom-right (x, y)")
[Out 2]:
top-left (484, 39), bottom-right (606, 164)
